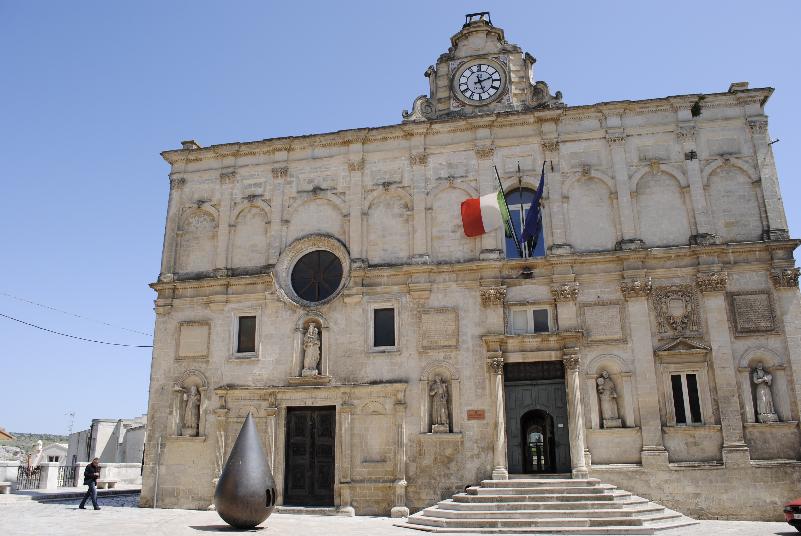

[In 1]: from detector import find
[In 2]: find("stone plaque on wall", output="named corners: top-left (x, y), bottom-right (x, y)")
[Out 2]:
top-left (580, 302), bottom-right (625, 343)
top-left (418, 308), bottom-right (459, 351)
top-left (729, 292), bottom-right (775, 334)
top-left (177, 322), bottom-right (210, 359)
top-left (466, 409), bottom-right (485, 421)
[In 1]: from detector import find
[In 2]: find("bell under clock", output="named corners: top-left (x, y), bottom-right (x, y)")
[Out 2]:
top-left (452, 59), bottom-right (507, 105)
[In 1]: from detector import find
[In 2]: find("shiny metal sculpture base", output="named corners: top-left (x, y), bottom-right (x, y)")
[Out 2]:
top-left (214, 412), bottom-right (276, 528)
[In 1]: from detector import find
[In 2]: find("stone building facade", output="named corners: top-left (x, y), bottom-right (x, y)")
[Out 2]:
top-left (141, 15), bottom-right (801, 520)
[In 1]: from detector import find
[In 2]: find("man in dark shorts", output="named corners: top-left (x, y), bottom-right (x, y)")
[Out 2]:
top-left (79, 457), bottom-right (101, 510)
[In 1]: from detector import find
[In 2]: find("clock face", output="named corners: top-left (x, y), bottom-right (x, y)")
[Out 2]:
top-left (457, 63), bottom-right (503, 103)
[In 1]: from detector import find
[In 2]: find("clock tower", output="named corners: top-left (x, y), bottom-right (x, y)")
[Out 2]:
top-left (403, 12), bottom-right (563, 122)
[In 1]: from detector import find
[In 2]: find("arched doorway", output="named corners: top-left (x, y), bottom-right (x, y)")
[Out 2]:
top-left (520, 409), bottom-right (557, 473)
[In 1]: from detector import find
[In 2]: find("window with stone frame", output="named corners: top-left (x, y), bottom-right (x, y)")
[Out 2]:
top-left (658, 360), bottom-right (714, 427)
top-left (508, 305), bottom-right (552, 335)
top-left (235, 315), bottom-right (257, 355)
top-left (368, 300), bottom-right (399, 352)
top-left (670, 372), bottom-right (703, 425)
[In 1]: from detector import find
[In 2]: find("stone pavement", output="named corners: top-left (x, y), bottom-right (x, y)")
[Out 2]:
top-left (0, 494), bottom-right (794, 536)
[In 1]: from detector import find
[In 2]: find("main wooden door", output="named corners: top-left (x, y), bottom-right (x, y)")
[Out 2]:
top-left (284, 406), bottom-right (336, 506)
top-left (504, 362), bottom-right (571, 474)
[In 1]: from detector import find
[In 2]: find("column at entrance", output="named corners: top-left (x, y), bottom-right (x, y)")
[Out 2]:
top-left (563, 348), bottom-right (588, 479)
top-left (488, 353), bottom-right (508, 480)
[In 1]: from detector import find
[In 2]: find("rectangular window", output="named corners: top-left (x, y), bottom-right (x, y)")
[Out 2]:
top-left (509, 307), bottom-right (551, 335)
top-left (237, 315), bottom-right (256, 354)
top-left (671, 372), bottom-right (703, 425)
top-left (373, 308), bottom-right (395, 348)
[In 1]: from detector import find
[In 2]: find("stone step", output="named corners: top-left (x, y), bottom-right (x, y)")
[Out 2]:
top-left (405, 515), bottom-right (656, 528)
top-left (420, 504), bottom-right (666, 520)
top-left (481, 479), bottom-right (601, 488)
top-left (453, 493), bottom-right (627, 503)
top-left (395, 519), bottom-right (696, 534)
top-left (434, 497), bottom-right (650, 511)
top-left (469, 484), bottom-right (617, 495)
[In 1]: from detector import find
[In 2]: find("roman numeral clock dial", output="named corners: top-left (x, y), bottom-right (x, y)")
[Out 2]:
top-left (455, 62), bottom-right (504, 105)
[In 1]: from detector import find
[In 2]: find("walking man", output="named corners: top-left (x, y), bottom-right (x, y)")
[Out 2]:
top-left (79, 457), bottom-right (101, 510)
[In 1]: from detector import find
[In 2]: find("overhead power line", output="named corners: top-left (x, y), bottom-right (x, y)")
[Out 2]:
top-left (0, 291), bottom-right (153, 337)
top-left (0, 312), bottom-right (153, 348)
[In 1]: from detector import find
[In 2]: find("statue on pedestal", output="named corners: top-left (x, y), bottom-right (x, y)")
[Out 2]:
top-left (182, 385), bottom-right (201, 437)
top-left (597, 370), bottom-right (622, 429)
top-left (302, 324), bottom-right (321, 376)
top-left (753, 363), bottom-right (779, 423)
top-left (430, 376), bottom-right (450, 433)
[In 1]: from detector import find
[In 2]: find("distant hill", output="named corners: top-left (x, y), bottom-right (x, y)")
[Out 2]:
top-left (0, 432), bottom-right (70, 462)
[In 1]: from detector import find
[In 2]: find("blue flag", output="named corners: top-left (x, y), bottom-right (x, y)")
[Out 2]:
top-left (520, 162), bottom-right (545, 248)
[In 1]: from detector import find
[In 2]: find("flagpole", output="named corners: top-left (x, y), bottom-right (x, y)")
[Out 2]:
top-left (493, 165), bottom-right (523, 257)
top-left (517, 162), bottom-right (526, 258)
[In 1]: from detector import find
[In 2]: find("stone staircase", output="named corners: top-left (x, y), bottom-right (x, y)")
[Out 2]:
top-left (396, 475), bottom-right (697, 534)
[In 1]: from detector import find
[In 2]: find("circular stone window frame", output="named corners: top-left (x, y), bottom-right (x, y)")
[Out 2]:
top-left (272, 234), bottom-right (351, 309)
top-left (451, 57), bottom-right (509, 107)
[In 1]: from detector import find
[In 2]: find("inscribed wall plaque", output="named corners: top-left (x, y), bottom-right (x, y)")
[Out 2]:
top-left (418, 308), bottom-right (459, 351)
top-left (580, 302), bottom-right (624, 342)
top-left (177, 322), bottom-right (210, 359)
top-left (730, 292), bottom-right (775, 333)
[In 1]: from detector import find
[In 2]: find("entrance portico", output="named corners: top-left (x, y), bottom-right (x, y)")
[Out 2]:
top-left (484, 331), bottom-right (588, 479)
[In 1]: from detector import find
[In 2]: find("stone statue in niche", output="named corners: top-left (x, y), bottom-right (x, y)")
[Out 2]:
top-left (596, 370), bottom-right (622, 429)
top-left (752, 363), bottom-right (779, 423)
top-left (302, 323), bottom-right (321, 377)
top-left (430, 376), bottom-right (450, 433)
top-left (182, 385), bottom-right (201, 437)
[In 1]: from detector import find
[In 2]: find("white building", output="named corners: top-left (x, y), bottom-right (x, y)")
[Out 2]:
top-left (67, 415), bottom-right (146, 465)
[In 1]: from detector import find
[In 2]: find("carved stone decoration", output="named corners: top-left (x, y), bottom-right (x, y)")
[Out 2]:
top-left (480, 287), bottom-right (507, 307)
top-left (169, 176), bottom-right (186, 190)
top-left (402, 95), bottom-right (435, 123)
top-left (214, 413), bottom-right (276, 529)
top-left (409, 152), bottom-right (428, 167)
top-left (748, 119), bottom-right (768, 135)
top-left (652, 285), bottom-right (701, 338)
top-left (219, 171), bottom-right (236, 184)
top-left (562, 350), bottom-right (580, 371)
top-left (488, 355), bottom-right (504, 375)
top-left (551, 282), bottom-right (579, 302)
top-left (752, 363), bottom-right (779, 423)
top-left (689, 233), bottom-right (719, 246)
top-left (607, 134), bottom-right (626, 146)
top-left (620, 277), bottom-right (652, 299)
top-left (696, 271), bottom-right (728, 293)
top-left (429, 376), bottom-right (450, 433)
top-left (474, 146), bottom-right (495, 160)
top-left (301, 323), bottom-right (321, 376)
top-left (271, 166), bottom-right (288, 179)
top-left (347, 159), bottom-right (364, 173)
top-left (529, 80), bottom-right (564, 109)
top-left (676, 126), bottom-right (696, 143)
top-left (770, 268), bottom-right (800, 288)
top-left (182, 385), bottom-right (201, 437)
top-left (596, 371), bottom-right (622, 429)
top-left (541, 140), bottom-right (559, 153)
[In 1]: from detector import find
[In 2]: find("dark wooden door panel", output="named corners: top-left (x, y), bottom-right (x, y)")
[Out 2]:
top-left (284, 407), bottom-right (335, 506)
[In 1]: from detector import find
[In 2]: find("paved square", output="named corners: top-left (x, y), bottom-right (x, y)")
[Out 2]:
top-left (0, 494), bottom-right (794, 536)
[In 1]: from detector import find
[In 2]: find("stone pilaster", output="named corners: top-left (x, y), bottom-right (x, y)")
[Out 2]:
top-left (475, 145), bottom-right (502, 258)
top-left (696, 271), bottom-right (750, 466)
top-left (771, 267), bottom-right (801, 424)
top-left (269, 166), bottom-right (288, 262)
top-left (338, 400), bottom-right (355, 515)
top-left (552, 281), bottom-right (580, 330)
top-left (749, 118), bottom-right (789, 239)
top-left (160, 176), bottom-right (185, 277)
top-left (607, 132), bottom-right (639, 245)
top-left (563, 349), bottom-right (588, 478)
top-left (410, 149), bottom-right (429, 263)
top-left (215, 170), bottom-right (236, 273)
top-left (488, 354), bottom-right (508, 480)
top-left (390, 401), bottom-right (409, 518)
top-left (347, 156), bottom-right (365, 262)
top-left (620, 276), bottom-right (668, 466)
top-left (542, 140), bottom-right (569, 252)
top-left (676, 124), bottom-right (716, 243)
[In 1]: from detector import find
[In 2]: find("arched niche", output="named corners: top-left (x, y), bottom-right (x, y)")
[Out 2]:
top-left (583, 354), bottom-right (635, 429)
top-left (737, 347), bottom-right (790, 422)
top-left (634, 172), bottom-right (691, 247)
top-left (291, 312), bottom-right (330, 378)
top-left (230, 203), bottom-right (270, 269)
top-left (175, 208), bottom-right (218, 274)
top-left (706, 164), bottom-right (763, 243)
top-left (171, 369), bottom-right (209, 437)
top-left (418, 360), bottom-right (461, 434)
top-left (286, 197), bottom-right (347, 246)
top-left (427, 183), bottom-right (479, 263)
top-left (565, 176), bottom-right (617, 252)
top-left (365, 189), bottom-right (412, 265)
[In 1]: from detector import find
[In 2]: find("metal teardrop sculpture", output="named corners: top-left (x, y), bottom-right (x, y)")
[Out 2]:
top-left (214, 412), bottom-right (276, 528)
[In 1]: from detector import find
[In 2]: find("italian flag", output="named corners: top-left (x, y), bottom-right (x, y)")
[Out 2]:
top-left (461, 190), bottom-right (513, 238)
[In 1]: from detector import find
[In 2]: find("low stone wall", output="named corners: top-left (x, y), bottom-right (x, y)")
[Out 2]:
top-left (0, 461), bottom-right (20, 490)
top-left (75, 462), bottom-right (142, 486)
top-left (591, 461), bottom-right (801, 521)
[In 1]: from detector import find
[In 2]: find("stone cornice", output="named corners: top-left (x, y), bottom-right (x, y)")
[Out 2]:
top-left (160, 88), bottom-right (774, 165)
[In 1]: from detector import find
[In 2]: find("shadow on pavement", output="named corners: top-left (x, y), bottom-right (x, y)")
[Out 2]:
top-left (189, 526), bottom-right (265, 532)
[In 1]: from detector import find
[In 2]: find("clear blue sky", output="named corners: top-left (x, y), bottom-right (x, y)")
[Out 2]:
top-left (1, 1), bottom-right (799, 435)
